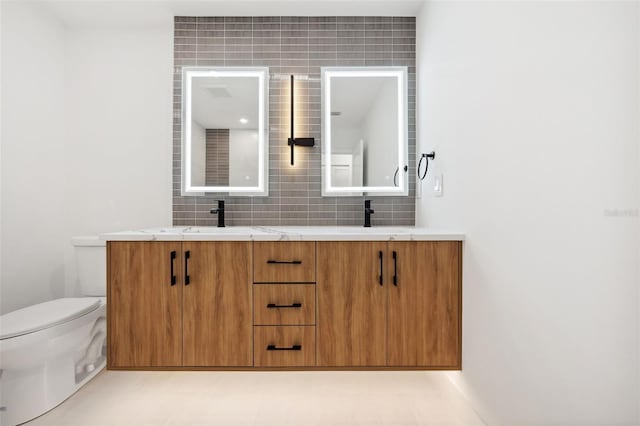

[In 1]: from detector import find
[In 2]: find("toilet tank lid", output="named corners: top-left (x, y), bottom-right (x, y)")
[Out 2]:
top-left (72, 236), bottom-right (105, 247)
top-left (0, 298), bottom-right (101, 340)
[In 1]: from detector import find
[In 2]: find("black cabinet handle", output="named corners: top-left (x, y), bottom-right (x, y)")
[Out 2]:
top-left (184, 250), bottom-right (190, 285)
top-left (393, 251), bottom-right (398, 286)
top-left (170, 251), bottom-right (177, 286)
top-left (267, 260), bottom-right (302, 265)
top-left (378, 251), bottom-right (383, 286)
top-left (267, 344), bottom-right (302, 351)
top-left (267, 303), bottom-right (302, 309)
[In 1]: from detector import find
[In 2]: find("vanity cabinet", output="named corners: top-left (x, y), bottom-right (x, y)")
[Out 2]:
top-left (317, 241), bottom-right (461, 368)
top-left (253, 241), bottom-right (316, 283)
top-left (386, 242), bottom-right (461, 367)
top-left (182, 242), bottom-right (252, 367)
top-left (253, 284), bottom-right (316, 326)
top-left (107, 241), bottom-right (252, 368)
top-left (254, 326), bottom-right (316, 367)
top-left (317, 242), bottom-right (387, 367)
top-left (108, 242), bottom-right (183, 367)
top-left (253, 242), bottom-right (317, 367)
top-left (108, 238), bottom-right (461, 370)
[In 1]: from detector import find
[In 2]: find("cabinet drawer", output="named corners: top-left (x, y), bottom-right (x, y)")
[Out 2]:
top-left (254, 326), bottom-right (316, 367)
top-left (254, 284), bottom-right (315, 325)
top-left (253, 242), bottom-right (316, 283)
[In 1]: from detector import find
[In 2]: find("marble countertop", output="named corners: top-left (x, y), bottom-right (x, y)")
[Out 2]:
top-left (100, 226), bottom-right (465, 242)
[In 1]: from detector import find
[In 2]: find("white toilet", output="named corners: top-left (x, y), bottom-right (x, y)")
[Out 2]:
top-left (0, 236), bottom-right (107, 426)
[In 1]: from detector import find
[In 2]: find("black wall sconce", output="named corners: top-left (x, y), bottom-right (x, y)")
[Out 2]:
top-left (287, 75), bottom-right (315, 166)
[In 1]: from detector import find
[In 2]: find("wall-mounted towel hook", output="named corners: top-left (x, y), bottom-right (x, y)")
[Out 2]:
top-left (417, 151), bottom-right (436, 181)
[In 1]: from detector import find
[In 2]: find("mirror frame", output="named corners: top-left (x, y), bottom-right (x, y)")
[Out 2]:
top-left (182, 66), bottom-right (269, 196)
top-left (321, 66), bottom-right (409, 196)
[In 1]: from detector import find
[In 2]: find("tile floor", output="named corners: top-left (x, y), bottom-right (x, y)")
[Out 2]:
top-left (27, 370), bottom-right (485, 426)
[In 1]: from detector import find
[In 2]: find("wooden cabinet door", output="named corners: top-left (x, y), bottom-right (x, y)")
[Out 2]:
top-left (182, 242), bottom-right (252, 366)
top-left (317, 241), bottom-right (387, 366)
top-left (387, 241), bottom-right (461, 367)
top-left (108, 241), bottom-right (182, 368)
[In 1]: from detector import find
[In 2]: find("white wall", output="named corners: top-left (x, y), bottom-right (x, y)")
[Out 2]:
top-left (191, 120), bottom-right (206, 186)
top-left (1, 2), bottom-right (67, 314)
top-left (362, 80), bottom-right (398, 186)
top-left (416, 1), bottom-right (640, 425)
top-left (64, 26), bottom-right (173, 235)
top-left (63, 25), bottom-right (173, 296)
top-left (229, 129), bottom-right (259, 187)
top-left (331, 127), bottom-right (364, 188)
top-left (332, 126), bottom-right (361, 154)
top-left (1, 3), bottom-right (174, 313)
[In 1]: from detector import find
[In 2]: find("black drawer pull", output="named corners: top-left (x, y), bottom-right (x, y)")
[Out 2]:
top-left (184, 250), bottom-right (191, 285)
top-left (267, 344), bottom-right (302, 351)
top-left (378, 251), bottom-right (383, 286)
top-left (267, 260), bottom-right (302, 265)
top-left (170, 251), bottom-right (177, 286)
top-left (393, 250), bottom-right (398, 286)
top-left (267, 303), bottom-right (302, 309)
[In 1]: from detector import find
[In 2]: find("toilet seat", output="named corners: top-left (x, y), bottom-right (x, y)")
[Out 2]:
top-left (0, 298), bottom-right (101, 340)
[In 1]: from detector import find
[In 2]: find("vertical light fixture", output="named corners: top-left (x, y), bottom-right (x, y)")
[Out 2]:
top-left (287, 75), bottom-right (314, 166)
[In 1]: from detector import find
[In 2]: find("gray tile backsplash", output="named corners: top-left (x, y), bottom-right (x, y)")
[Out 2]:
top-left (173, 16), bottom-right (416, 227)
top-left (205, 129), bottom-right (229, 186)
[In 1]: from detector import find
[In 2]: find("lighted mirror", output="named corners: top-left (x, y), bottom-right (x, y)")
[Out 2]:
top-left (182, 67), bottom-right (268, 195)
top-left (322, 67), bottom-right (408, 196)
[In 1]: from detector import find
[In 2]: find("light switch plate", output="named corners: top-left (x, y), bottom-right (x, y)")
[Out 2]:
top-left (433, 174), bottom-right (443, 197)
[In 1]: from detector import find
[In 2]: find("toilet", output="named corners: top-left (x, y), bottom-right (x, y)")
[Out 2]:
top-left (0, 236), bottom-right (107, 426)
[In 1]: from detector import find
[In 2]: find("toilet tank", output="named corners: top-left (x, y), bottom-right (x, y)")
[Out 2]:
top-left (72, 236), bottom-right (106, 297)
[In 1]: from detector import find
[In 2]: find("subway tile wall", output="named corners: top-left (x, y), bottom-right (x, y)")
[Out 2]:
top-left (173, 16), bottom-right (416, 226)
top-left (205, 129), bottom-right (230, 186)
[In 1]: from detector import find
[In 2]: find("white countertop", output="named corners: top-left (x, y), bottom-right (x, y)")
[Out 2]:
top-left (100, 226), bottom-right (465, 242)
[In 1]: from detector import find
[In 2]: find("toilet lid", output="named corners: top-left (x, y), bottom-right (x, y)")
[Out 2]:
top-left (0, 298), bottom-right (101, 340)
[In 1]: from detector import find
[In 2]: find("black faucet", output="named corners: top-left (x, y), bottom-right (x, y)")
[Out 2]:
top-left (364, 200), bottom-right (374, 227)
top-left (210, 200), bottom-right (225, 227)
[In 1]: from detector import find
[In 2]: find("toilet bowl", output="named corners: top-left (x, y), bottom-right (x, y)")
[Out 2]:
top-left (0, 237), bottom-right (106, 426)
